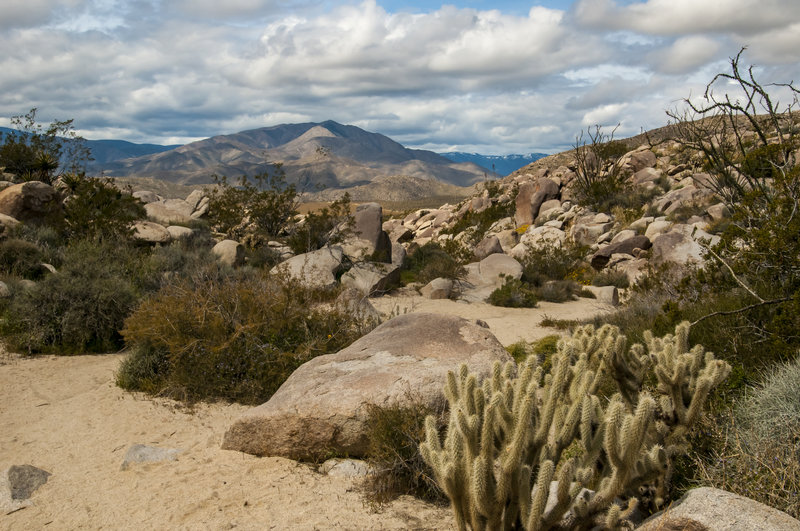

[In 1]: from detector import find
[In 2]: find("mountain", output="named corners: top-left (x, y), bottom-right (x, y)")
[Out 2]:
top-left (438, 152), bottom-right (549, 177)
top-left (97, 121), bottom-right (488, 196)
top-left (0, 127), bottom-right (179, 166)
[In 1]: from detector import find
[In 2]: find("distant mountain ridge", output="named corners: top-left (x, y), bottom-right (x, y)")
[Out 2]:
top-left (438, 152), bottom-right (549, 176)
top-left (0, 127), bottom-right (179, 167)
top-left (95, 121), bottom-right (490, 199)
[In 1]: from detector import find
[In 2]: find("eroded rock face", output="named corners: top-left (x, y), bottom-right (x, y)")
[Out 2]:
top-left (222, 313), bottom-right (513, 460)
top-left (0, 181), bottom-right (61, 222)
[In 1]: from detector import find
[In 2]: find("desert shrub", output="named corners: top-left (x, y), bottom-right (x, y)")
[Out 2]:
top-left (535, 279), bottom-right (581, 303)
top-left (591, 269), bottom-right (630, 289)
top-left (573, 126), bottom-right (631, 211)
top-left (488, 276), bottom-right (538, 308)
top-left (287, 194), bottom-right (353, 254)
top-left (207, 165), bottom-right (298, 241)
top-left (0, 238), bottom-right (47, 279)
top-left (443, 201), bottom-right (514, 245)
top-left (244, 245), bottom-right (281, 269)
top-left (118, 271), bottom-right (374, 403)
top-left (1, 239), bottom-right (142, 353)
top-left (363, 399), bottom-right (447, 505)
top-left (687, 358), bottom-right (800, 518)
top-left (59, 173), bottom-right (146, 241)
top-left (403, 242), bottom-right (465, 285)
top-left (520, 242), bottom-right (587, 285)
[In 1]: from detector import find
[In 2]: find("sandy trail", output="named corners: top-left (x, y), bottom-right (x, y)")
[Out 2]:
top-left (0, 296), bottom-right (612, 530)
top-left (0, 352), bottom-right (452, 530)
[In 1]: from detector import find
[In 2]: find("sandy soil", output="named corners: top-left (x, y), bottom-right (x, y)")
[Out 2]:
top-left (0, 352), bottom-right (452, 530)
top-left (0, 296), bottom-right (612, 530)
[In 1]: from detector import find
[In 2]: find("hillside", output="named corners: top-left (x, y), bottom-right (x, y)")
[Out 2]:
top-left (97, 121), bottom-right (488, 196)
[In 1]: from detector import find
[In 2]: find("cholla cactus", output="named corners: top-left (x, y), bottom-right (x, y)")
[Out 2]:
top-left (420, 322), bottom-right (730, 530)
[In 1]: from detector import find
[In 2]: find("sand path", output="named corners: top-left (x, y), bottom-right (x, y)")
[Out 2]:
top-left (0, 296), bottom-right (612, 530)
top-left (0, 352), bottom-right (452, 530)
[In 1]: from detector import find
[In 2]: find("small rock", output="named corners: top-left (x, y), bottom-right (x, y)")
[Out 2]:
top-left (420, 277), bottom-right (455, 299)
top-left (318, 458), bottom-right (374, 478)
top-left (121, 444), bottom-right (181, 471)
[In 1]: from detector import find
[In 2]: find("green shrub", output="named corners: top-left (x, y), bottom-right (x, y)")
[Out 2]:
top-left (0, 238), bottom-right (46, 279)
top-left (535, 279), bottom-right (580, 303)
top-left (403, 242), bottom-right (465, 285)
top-left (363, 399), bottom-right (447, 505)
top-left (520, 242), bottom-right (587, 285)
top-left (488, 276), bottom-right (538, 308)
top-left (591, 269), bottom-right (630, 289)
top-left (1, 239), bottom-right (142, 353)
top-left (118, 271), bottom-right (374, 404)
top-left (60, 173), bottom-right (146, 241)
top-left (287, 194), bottom-right (353, 255)
top-left (442, 201), bottom-right (514, 245)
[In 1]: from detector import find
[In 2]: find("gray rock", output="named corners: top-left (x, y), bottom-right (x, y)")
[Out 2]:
top-left (340, 262), bottom-right (400, 296)
top-left (271, 246), bottom-right (344, 290)
top-left (627, 149), bottom-right (657, 173)
top-left (584, 285), bottom-right (619, 306)
top-left (0, 281), bottom-right (10, 298)
top-left (121, 444), bottom-right (181, 471)
top-left (636, 487), bottom-right (800, 531)
top-left (144, 199), bottom-right (194, 225)
top-left (353, 203), bottom-right (391, 261)
top-left (420, 277), bottom-right (455, 299)
top-left (644, 220), bottom-right (673, 239)
top-left (707, 203), bottom-right (730, 221)
top-left (132, 221), bottom-right (171, 244)
top-left (473, 235), bottom-right (503, 260)
top-left (0, 181), bottom-right (61, 222)
top-left (166, 225), bottom-right (194, 240)
top-left (478, 253), bottom-right (523, 286)
top-left (132, 190), bottom-right (160, 204)
top-left (591, 235), bottom-right (652, 270)
top-left (185, 189), bottom-right (205, 211)
top-left (222, 313), bottom-right (512, 460)
top-left (334, 288), bottom-right (381, 323)
top-left (651, 225), bottom-right (719, 268)
top-left (515, 178), bottom-right (560, 227)
top-left (4, 465), bottom-right (50, 500)
top-left (391, 241), bottom-right (407, 267)
top-left (0, 212), bottom-right (20, 235)
top-left (212, 239), bottom-right (245, 267)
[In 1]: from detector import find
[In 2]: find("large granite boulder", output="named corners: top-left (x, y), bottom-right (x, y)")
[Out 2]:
top-left (222, 313), bottom-right (513, 460)
top-left (515, 178), bottom-right (559, 227)
top-left (636, 487), bottom-right (800, 530)
top-left (350, 202), bottom-right (391, 262)
top-left (0, 181), bottom-right (61, 222)
top-left (473, 234), bottom-right (503, 260)
top-left (144, 198), bottom-right (194, 225)
top-left (271, 246), bottom-right (344, 290)
top-left (651, 224), bottom-right (720, 268)
top-left (131, 221), bottom-right (171, 244)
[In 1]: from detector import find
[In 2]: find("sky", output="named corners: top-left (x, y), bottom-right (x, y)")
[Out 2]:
top-left (1, 0), bottom-right (799, 155)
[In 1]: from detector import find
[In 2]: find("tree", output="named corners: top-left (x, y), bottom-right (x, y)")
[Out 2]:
top-left (0, 108), bottom-right (91, 183)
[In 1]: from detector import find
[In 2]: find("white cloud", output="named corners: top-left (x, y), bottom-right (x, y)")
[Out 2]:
top-left (0, 0), bottom-right (799, 154)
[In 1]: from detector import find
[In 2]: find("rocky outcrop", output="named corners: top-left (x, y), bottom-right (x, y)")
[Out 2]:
top-left (131, 221), bottom-right (171, 244)
top-left (340, 262), bottom-right (400, 296)
top-left (591, 235), bottom-right (652, 270)
top-left (222, 313), bottom-right (512, 460)
top-left (0, 181), bottom-right (61, 222)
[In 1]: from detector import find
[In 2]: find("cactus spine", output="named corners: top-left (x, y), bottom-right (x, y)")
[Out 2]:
top-left (420, 322), bottom-right (731, 530)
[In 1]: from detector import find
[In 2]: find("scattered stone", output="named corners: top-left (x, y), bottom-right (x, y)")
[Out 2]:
top-left (636, 487), bottom-right (800, 531)
top-left (120, 444), bottom-right (181, 471)
top-left (222, 313), bottom-right (512, 460)
top-left (166, 225), bottom-right (194, 240)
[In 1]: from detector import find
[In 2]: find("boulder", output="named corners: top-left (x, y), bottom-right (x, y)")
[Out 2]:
top-left (166, 225), bottom-right (194, 240)
top-left (591, 235), bottom-right (652, 270)
top-left (0, 181), bottom-right (61, 222)
top-left (131, 221), bottom-right (171, 244)
top-left (271, 246), bottom-right (344, 290)
top-left (190, 197), bottom-right (210, 219)
top-left (391, 241), bottom-right (407, 267)
top-left (627, 149), bottom-right (657, 173)
top-left (473, 235), bottom-right (503, 260)
top-left (185, 189), bottom-right (205, 211)
top-left (478, 253), bottom-right (523, 286)
top-left (0, 281), bottom-right (10, 298)
top-left (651, 225), bottom-right (719, 268)
top-left (212, 239), bottom-right (245, 267)
top-left (420, 277), bottom-right (455, 299)
top-left (644, 219), bottom-right (672, 240)
top-left (515, 178), bottom-right (559, 227)
top-left (222, 313), bottom-right (513, 460)
top-left (120, 444), bottom-right (181, 471)
top-left (0, 212), bottom-right (20, 235)
top-left (132, 190), bottom-right (160, 204)
top-left (636, 487), bottom-right (800, 531)
top-left (340, 262), bottom-right (400, 296)
top-left (334, 288), bottom-right (381, 323)
top-left (707, 203), bottom-right (730, 221)
top-left (584, 285), bottom-right (619, 306)
top-left (352, 202), bottom-right (391, 261)
top-left (145, 199), bottom-right (194, 225)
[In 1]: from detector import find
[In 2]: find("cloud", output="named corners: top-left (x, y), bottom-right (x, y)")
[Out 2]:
top-left (0, 0), bottom-right (799, 154)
